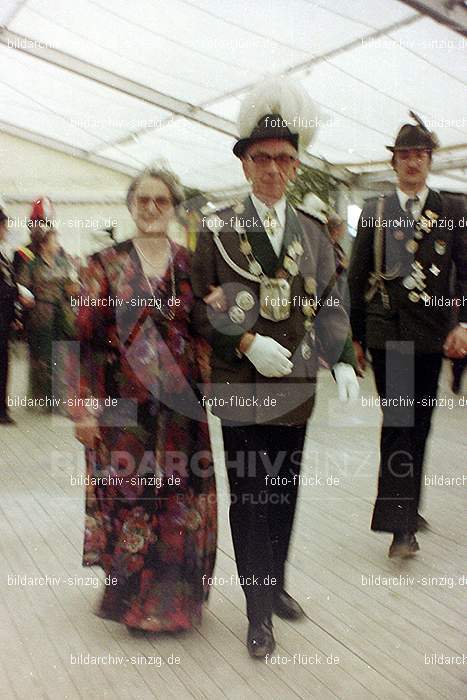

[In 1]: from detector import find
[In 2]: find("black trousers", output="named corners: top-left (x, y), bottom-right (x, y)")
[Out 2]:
top-left (370, 346), bottom-right (442, 534)
top-left (221, 423), bottom-right (306, 624)
top-left (451, 357), bottom-right (466, 391)
top-left (0, 339), bottom-right (10, 417)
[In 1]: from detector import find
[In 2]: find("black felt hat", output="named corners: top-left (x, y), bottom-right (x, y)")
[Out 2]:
top-left (387, 111), bottom-right (439, 152)
top-left (233, 113), bottom-right (299, 158)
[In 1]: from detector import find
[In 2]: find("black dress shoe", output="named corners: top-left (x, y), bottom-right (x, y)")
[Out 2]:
top-left (273, 590), bottom-right (305, 620)
top-left (247, 619), bottom-right (275, 658)
top-left (417, 513), bottom-right (430, 531)
top-left (388, 533), bottom-right (419, 558)
top-left (0, 414), bottom-right (16, 425)
top-left (126, 625), bottom-right (147, 637)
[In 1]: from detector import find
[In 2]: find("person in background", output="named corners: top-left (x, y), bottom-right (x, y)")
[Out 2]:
top-left (348, 113), bottom-right (467, 558)
top-left (0, 202), bottom-right (20, 424)
top-left (17, 226), bottom-right (77, 409)
top-left (327, 212), bottom-right (347, 278)
top-left (327, 211), bottom-right (350, 314)
top-left (13, 197), bottom-right (57, 276)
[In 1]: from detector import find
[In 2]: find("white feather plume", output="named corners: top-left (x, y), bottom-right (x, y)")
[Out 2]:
top-left (296, 192), bottom-right (328, 223)
top-left (237, 76), bottom-right (320, 151)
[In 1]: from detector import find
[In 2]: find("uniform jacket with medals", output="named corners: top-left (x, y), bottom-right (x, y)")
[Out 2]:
top-left (348, 189), bottom-right (467, 353)
top-left (191, 195), bottom-right (355, 425)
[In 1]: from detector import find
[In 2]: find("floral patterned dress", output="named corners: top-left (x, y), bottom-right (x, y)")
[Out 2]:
top-left (75, 238), bottom-right (217, 631)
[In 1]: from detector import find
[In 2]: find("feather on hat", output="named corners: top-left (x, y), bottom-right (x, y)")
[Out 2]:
top-left (233, 77), bottom-right (320, 157)
top-left (387, 111), bottom-right (439, 152)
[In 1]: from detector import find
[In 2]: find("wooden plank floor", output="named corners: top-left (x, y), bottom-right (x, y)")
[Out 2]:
top-left (1, 346), bottom-right (465, 699)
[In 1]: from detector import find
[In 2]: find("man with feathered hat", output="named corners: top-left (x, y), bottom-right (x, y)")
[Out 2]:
top-left (348, 113), bottom-right (467, 559)
top-left (191, 77), bottom-right (359, 658)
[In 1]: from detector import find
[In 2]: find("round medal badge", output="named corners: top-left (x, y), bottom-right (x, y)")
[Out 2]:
top-left (228, 306), bottom-right (245, 323)
top-left (402, 275), bottom-right (417, 290)
top-left (406, 240), bottom-right (418, 254)
top-left (235, 290), bottom-right (255, 311)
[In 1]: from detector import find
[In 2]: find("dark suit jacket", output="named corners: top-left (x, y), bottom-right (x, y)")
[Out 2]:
top-left (0, 250), bottom-right (18, 340)
top-left (348, 189), bottom-right (466, 353)
top-left (191, 195), bottom-right (354, 425)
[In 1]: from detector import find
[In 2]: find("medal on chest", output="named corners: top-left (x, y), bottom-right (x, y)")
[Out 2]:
top-left (236, 226), bottom-right (304, 322)
top-left (400, 207), bottom-right (444, 302)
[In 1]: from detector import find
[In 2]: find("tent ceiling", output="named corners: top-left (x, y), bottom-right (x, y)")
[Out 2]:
top-left (0, 0), bottom-right (465, 194)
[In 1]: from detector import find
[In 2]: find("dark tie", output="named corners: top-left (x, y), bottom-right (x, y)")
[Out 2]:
top-left (405, 196), bottom-right (419, 219)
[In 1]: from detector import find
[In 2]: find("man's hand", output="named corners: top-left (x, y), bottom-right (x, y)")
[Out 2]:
top-left (18, 295), bottom-right (35, 309)
top-left (443, 325), bottom-right (467, 359)
top-left (352, 340), bottom-right (366, 376)
top-left (333, 363), bottom-right (360, 401)
top-left (75, 416), bottom-right (101, 448)
top-left (203, 285), bottom-right (228, 312)
top-left (244, 334), bottom-right (293, 377)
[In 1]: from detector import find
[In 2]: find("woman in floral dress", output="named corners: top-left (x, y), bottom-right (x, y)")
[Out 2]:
top-left (73, 168), bottom-right (217, 632)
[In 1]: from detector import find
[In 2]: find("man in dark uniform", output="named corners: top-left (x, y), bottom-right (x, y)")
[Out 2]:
top-left (191, 79), bottom-right (359, 658)
top-left (0, 203), bottom-right (20, 425)
top-left (348, 114), bottom-right (467, 558)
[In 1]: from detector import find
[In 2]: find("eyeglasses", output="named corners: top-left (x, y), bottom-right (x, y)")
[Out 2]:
top-left (248, 153), bottom-right (298, 168)
top-left (136, 195), bottom-right (173, 210)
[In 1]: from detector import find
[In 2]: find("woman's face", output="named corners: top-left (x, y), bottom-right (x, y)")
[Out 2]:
top-left (129, 176), bottom-right (175, 236)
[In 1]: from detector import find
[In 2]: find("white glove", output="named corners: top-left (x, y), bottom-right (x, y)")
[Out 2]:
top-left (244, 334), bottom-right (293, 378)
top-left (17, 284), bottom-right (34, 301)
top-left (333, 362), bottom-right (360, 401)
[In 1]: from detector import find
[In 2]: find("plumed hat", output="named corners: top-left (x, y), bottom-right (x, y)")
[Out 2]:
top-left (29, 196), bottom-right (55, 225)
top-left (387, 111), bottom-right (439, 152)
top-left (233, 77), bottom-right (320, 158)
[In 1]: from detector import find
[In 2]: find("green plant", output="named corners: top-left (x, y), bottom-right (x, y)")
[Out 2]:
top-left (287, 163), bottom-right (337, 206)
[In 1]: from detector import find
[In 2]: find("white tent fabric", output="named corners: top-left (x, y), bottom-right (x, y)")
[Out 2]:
top-left (0, 0), bottom-right (465, 194)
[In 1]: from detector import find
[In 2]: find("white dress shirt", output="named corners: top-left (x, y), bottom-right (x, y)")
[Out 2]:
top-left (250, 193), bottom-right (287, 257)
top-left (396, 185), bottom-right (429, 220)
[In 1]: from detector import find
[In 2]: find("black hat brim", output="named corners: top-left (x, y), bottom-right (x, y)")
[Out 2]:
top-left (386, 144), bottom-right (433, 152)
top-left (233, 133), bottom-right (299, 158)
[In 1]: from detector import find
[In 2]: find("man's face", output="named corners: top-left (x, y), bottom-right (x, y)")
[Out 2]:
top-left (393, 148), bottom-right (431, 190)
top-left (242, 139), bottom-right (299, 204)
top-left (129, 176), bottom-right (175, 236)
